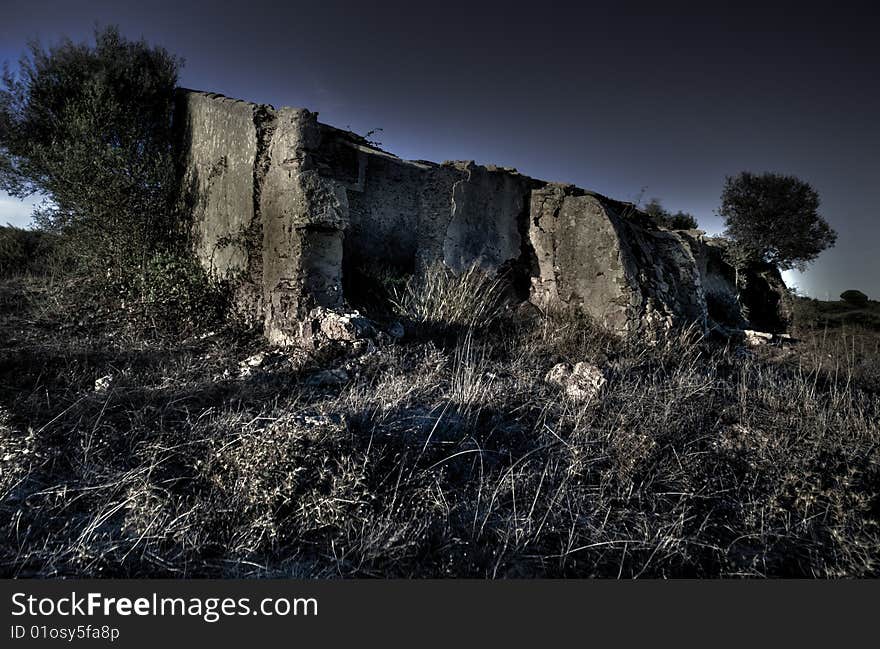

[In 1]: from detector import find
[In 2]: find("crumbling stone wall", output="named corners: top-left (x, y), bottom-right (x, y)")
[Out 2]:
top-left (528, 184), bottom-right (709, 334)
top-left (176, 89), bottom-right (787, 343)
top-left (529, 185), bottom-right (637, 331)
top-left (177, 92), bottom-right (262, 321)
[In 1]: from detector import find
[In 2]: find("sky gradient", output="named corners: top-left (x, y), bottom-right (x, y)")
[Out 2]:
top-left (2, 0), bottom-right (877, 298)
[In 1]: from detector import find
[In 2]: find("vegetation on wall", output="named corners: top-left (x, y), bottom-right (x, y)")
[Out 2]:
top-left (642, 198), bottom-right (699, 230)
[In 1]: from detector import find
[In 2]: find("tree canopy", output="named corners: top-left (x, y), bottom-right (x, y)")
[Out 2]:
top-left (0, 26), bottom-right (182, 273)
top-left (719, 172), bottom-right (836, 271)
top-left (840, 289), bottom-right (868, 305)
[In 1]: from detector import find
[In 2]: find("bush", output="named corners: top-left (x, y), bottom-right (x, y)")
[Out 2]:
top-left (642, 198), bottom-right (699, 230)
top-left (841, 290), bottom-right (869, 305)
top-left (135, 253), bottom-right (227, 336)
top-left (0, 225), bottom-right (65, 278)
top-left (0, 28), bottom-right (227, 338)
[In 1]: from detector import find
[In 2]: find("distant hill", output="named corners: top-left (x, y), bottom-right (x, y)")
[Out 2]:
top-left (793, 296), bottom-right (880, 331)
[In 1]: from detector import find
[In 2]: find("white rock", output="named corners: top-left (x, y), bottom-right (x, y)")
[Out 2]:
top-left (545, 363), bottom-right (573, 385)
top-left (545, 362), bottom-right (606, 402)
top-left (743, 329), bottom-right (774, 345)
top-left (243, 351), bottom-right (267, 367)
top-left (94, 375), bottom-right (113, 393)
top-left (299, 307), bottom-right (374, 348)
top-left (565, 362), bottom-right (607, 401)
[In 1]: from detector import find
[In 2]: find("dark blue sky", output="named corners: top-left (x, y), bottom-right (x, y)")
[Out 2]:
top-left (2, 0), bottom-right (878, 298)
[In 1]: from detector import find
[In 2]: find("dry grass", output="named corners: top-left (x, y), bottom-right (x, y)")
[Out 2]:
top-left (390, 263), bottom-right (508, 335)
top-left (1, 275), bottom-right (878, 577)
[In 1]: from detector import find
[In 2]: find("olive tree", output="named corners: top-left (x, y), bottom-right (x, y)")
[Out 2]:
top-left (0, 27), bottom-right (182, 277)
top-left (719, 172), bottom-right (837, 272)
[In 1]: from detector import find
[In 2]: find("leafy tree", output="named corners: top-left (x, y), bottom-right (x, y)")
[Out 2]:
top-left (0, 27), bottom-right (183, 278)
top-left (642, 198), bottom-right (698, 230)
top-left (719, 172), bottom-right (836, 271)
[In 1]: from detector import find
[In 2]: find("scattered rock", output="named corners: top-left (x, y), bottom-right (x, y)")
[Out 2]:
top-left (299, 307), bottom-right (375, 349)
top-left (545, 363), bottom-right (573, 386)
top-left (293, 412), bottom-right (347, 428)
top-left (545, 362), bottom-right (607, 402)
top-left (567, 362), bottom-right (608, 401)
top-left (342, 340), bottom-right (380, 375)
top-left (94, 375), bottom-right (114, 393)
top-left (741, 329), bottom-right (797, 347)
top-left (743, 329), bottom-right (774, 346)
top-left (349, 339), bottom-right (377, 356)
top-left (238, 349), bottom-right (303, 378)
top-left (242, 351), bottom-right (268, 367)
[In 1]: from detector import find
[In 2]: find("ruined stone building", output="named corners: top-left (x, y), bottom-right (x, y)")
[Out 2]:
top-left (176, 90), bottom-right (787, 345)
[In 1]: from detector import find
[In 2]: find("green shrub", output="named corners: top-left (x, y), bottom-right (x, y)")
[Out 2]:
top-left (642, 198), bottom-right (699, 230)
top-left (720, 171), bottom-right (836, 271)
top-left (0, 29), bottom-right (226, 338)
top-left (129, 252), bottom-right (226, 336)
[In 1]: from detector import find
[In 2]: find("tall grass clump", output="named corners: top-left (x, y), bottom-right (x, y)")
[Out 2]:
top-left (390, 262), bottom-right (509, 337)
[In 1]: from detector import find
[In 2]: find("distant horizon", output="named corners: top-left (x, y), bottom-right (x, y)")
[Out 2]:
top-left (2, 1), bottom-right (877, 300)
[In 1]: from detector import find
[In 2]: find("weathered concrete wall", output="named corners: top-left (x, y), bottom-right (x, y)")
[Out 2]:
top-left (343, 152), bottom-right (431, 271)
top-left (336, 156), bottom-right (536, 276)
top-left (177, 91), bottom-right (261, 321)
top-left (529, 185), bottom-right (636, 331)
top-left (683, 234), bottom-right (747, 329)
top-left (623, 226), bottom-right (708, 332)
top-left (442, 163), bottom-right (536, 274)
top-left (260, 107), bottom-right (350, 344)
top-left (528, 185), bottom-right (709, 334)
top-left (177, 89), bottom-right (786, 343)
top-left (177, 93), bottom-right (353, 343)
